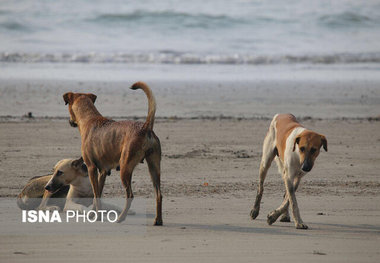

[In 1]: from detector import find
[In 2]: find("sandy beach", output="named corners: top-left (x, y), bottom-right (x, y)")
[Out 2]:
top-left (1, 82), bottom-right (379, 262)
top-left (2, 0), bottom-right (380, 261)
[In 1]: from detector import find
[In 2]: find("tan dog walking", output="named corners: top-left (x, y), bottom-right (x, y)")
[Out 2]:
top-left (63, 82), bottom-right (162, 225)
top-left (250, 114), bottom-right (327, 229)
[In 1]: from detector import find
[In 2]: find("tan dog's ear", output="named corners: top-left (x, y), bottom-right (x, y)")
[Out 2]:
top-left (321, 135), bottom-right (328, 152)
top-left (63, 92), bottom-right (74, 105)
top-left (86, 93), bottom-right (97, 104)
top-left (71, 157), bottom-right (84, 168)
top-left (293, 136), bottom-right (301, 152)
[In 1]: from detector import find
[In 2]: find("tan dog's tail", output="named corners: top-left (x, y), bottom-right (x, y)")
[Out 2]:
top-left (130, 82), bottom-right (156, 130)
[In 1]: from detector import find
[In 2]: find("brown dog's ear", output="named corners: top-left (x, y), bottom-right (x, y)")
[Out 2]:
top-left (321, 135), bottom-right (328, 152)
top-left (293, 136), bottom-right (301, 152)
top-left (71, 157), bottom-right (84, 168)
top-left (63, 92), bottom-right (74, 105)
top-left (86, 93), bottom-right (97, 104)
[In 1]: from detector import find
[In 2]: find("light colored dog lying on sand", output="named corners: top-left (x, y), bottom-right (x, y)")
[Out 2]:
top-left (17, 174), bottom-right (68, 210)
top-left (18, 158), bottom-right (129, 214)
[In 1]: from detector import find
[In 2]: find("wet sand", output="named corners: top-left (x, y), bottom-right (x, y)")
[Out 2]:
top-left (1, 115), bottom-right (379, 262)
top-left (0, 77), bottom-right (380, 119)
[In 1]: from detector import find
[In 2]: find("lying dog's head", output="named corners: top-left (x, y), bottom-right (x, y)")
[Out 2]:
top-left (293, 131), bottom-right (327, 172)
top-left (62, 92), bottom-right (97, 127)
top-left (45, 157), bottom-right (88, 194)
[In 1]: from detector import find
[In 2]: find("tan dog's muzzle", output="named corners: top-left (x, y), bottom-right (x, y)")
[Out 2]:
top-left (45, 182), bottom-right (63, 194)
top-left (301, 158), bottom-right (313, 172)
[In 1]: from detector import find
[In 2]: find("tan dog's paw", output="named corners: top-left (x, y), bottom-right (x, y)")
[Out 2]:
top-left (267, 212), bottom-right (278, 225)
top-left (279, 214), bottom-right (291, 222)
top-left (296, 223), bottom-right (308, 229)
top-left (250, 209), bottom-right (259, 220)
top-left (45, 205), bottom-right (61, 211)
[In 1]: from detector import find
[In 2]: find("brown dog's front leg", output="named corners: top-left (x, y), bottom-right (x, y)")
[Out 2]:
top-left (98, 171), bottom-right (108, 197)
top-left (88, 166), bottom-right (102, 211)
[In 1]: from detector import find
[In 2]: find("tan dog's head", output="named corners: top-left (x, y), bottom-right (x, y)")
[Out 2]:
top-left (45, 157), bottom-right (88, 193)
top-left (63, 92), bottom-right (97, 127)
top-left (293, 130), bottom-right (327, 172)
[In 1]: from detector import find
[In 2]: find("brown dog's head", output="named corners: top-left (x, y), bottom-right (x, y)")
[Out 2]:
top-left (44, 157), bottom-right (88, 194)
top-left (63, 92), bottom-right (97, 127)
top-left (293, 130), bottom-right (327, 172)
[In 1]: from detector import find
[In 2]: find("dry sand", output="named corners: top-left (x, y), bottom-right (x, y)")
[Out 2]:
top-left (1, 116), bottom-right (380, 262)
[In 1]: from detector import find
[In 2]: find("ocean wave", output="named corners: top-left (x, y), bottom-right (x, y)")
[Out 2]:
top-left (89, 10), bottom-right (246, 28)
top-left (1, 52), bottom-right (380, 65)
top-left (319, 11), bottom-right (375, 28)
top-left (0, 21), bottom-right (31, 32)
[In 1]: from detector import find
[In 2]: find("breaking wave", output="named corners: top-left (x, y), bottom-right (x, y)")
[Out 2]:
top-left (1, 52), bottom-right (380, 65)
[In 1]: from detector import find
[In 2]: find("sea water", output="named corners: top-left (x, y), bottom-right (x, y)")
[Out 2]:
top-left (1, 0), bottom-right (380, 65)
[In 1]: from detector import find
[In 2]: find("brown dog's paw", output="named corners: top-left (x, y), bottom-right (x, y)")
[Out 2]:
top-left (116, 214), bottom-right (127, 223)
top-left (279, 214), bottom-right (291, 222)
top-left (154, 218), bottom-right (163, 226)
top-left (296, 223), bottom-right (309, 229)
top-left (250, 209), bottom-right (259, 220)
top-left (116, 218), bottom-right (124, 223)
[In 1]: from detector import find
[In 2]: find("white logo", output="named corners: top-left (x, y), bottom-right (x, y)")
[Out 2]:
top-left (22, 210), bottom-right (118, 223)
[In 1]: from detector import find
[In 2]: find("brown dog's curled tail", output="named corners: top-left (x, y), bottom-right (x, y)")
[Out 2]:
top-left (130, 82), bottom-right (156, 130)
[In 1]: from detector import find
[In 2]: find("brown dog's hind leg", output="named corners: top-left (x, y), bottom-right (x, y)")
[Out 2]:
top-left (117, 150), bottom-right (142, 223)
top-left (146, 151), bottom-right (163, 226)
top-left (250, 131), bottom-right (276, 220)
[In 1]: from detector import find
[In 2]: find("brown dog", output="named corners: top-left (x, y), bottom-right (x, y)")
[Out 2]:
top-left (250, 114), bottom-right (327, 229)
top-left (63, 82), bottom-right (162, 225)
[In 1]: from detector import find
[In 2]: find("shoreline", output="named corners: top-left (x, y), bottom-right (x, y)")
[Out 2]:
top-left (1, 77), bottom-right (380, 119)
top-left (1, 115), bottom-right (380, 123)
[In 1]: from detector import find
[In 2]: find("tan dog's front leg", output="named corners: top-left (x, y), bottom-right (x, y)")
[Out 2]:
top-left (279, 175), bottom-right (302, 222)
top-left (37, 190), bottom-right (53, 210)
top-left (64, 200), bottom-right (88, 213)
top-left (279, 192), bottom-right (291, 222)
top-left (284, 174), bottom-right (307, 229)
top-left (267, 175), bottom-right (302, 226)
top-left (88, 165), bottom-right (102, 211)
